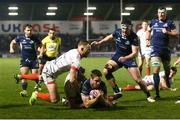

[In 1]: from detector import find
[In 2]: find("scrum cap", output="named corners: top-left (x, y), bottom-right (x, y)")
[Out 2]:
top-left (121, 19), bottom-right (132, 29)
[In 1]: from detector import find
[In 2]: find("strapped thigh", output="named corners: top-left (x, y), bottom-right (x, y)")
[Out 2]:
top-left (151, 58), bottom-right (161, 67)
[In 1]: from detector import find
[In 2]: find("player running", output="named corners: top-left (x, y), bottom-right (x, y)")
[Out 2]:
top-left (146, 7), bottom-right (178, 99)
top-left (10, 24), bottom-right (41, 97)
top-left (91, 19), bottom-right (155, 103)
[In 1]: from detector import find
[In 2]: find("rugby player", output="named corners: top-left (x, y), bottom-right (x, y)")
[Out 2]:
top-left (91, 19), bottom-right (155, 103)
top-left (137, 20), bottom-right (152, 75)
top-left (123, 67), bottom-right (177, 91)
top-left (81, 69), bottom-right (112, 108)
top-left (10, 24), bottom-right (41, 97)
top-left (146, 7), bottom-right (178, 99)
top-left (27, 40), bottom-right (91, 105)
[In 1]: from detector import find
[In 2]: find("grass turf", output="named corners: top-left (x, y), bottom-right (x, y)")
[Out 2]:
top-left (0, 57), bottom-right (180, 119)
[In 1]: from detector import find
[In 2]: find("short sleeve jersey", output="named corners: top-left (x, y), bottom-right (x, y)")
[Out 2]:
top-left (136, 29), bottom-right (147, 51)
top-left (149, 18), bottom-right (176, 48)
top-left (81, 80), bottom-right (107, 96)
top-left (15, 35), bottom-right (41, 60)
top-left (41, 36), bottom-right (61, 58)
top-left (43, 49), bottom-right (81, 76)
top-left (112, 28), bottom-right (139, 56)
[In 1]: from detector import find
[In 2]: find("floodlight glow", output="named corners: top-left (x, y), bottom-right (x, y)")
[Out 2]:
top-left (46, 12), bottom-right (56, 16)
top-left (8, 12), bottom-right (18, 16)
top-left (87, 7), bottom-right (96, 10)
top-left (125, 7), bottom-right (135, 10)
top-left (121, 12), bottom-right (131, 16)
top-left (8, 7), bottom-right (18, 10)
top-left (84, 12), bottom-right (93, 16)
top-left (48, 7), bottom-right (58, 10)
top-left (166, 7), bottom-right (172, 10)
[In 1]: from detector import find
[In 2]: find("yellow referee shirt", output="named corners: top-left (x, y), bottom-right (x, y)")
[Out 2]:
top-left (42, 36), bottom-right (61, 58)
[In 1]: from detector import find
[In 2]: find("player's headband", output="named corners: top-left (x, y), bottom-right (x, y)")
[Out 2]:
top-left (158, 8), bottom-right (167, 14)
top-left (121, 24), bottom-right (131, 29)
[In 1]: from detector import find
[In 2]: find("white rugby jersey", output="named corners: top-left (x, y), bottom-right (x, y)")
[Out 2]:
top-left (142, 71), bottom-right (165, 85)
top-left (137, 29), bottom-right (147, 52)
top-left (42, 49), bottom-right (81, 77)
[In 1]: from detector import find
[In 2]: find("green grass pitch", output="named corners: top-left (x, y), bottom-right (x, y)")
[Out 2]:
top-left (0, 57), bottom-right (180, 119)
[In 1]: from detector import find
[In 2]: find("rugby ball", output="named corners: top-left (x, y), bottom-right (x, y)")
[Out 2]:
top-left (89, 90), bottom-right (98, 99)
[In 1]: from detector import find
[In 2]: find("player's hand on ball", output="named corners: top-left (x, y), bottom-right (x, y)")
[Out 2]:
top-left (89, 90), bottom-right (101, 99)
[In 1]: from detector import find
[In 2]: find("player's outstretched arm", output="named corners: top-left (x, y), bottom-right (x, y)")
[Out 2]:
top-left (9, 39), bottom-right (17, 53)
top-left (91, 34), bottom-right (113, 46)
top-left (173, 58), bottom-right (180, 67)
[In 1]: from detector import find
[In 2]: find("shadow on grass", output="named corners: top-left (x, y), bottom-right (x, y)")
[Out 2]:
top-left (46, 104), bottom-right (145, 111)
top-left (93, 104), bottom-right (145, 111)
top-left (154, 96), bottom-right (180, 101)
top-left (0, 103), bottom-right (27, 109)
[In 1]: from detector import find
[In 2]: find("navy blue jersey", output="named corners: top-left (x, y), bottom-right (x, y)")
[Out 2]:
top-left (81, 80), bottom-right (107, 96)
top-left (112, 29), bottom-right (139, 57)
top-left (150, 19), bottom-right (176, 48)
top-left (15, 35), bottom-right (41, 60)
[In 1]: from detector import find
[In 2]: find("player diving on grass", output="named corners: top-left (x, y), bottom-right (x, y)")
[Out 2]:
top-left (123, 67), bottom-right (177, 91)
top-left (91, 19), bottom-right (155, 103)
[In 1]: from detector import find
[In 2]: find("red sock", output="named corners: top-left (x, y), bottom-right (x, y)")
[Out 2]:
top-left (146, 67), bottom-right (151, 75)
top-left (37, 92), bottom-right (50, 102)
top-left (107, 96), bottom-right (114, 102)
top-left (123, 85), bottom-right (137, 91)
top-left (21, 74), bottom-right (39, 81)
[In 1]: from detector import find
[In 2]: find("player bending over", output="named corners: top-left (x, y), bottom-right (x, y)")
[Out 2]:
top-left (13, 40), bottom-right (91, 105)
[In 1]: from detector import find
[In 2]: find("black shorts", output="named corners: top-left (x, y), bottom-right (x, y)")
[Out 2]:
top-left (20, 59), bottom-right (39, 69)
top-left (111, 54), bottom-right (138, 68)
top-left (151, 46), bottom-right (171, 61)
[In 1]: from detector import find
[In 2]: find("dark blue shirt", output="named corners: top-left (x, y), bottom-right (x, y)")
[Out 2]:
top-left (112, 29), bottom-right (139, 57)
top-left (15, 35), bottom-right (41, 60)
top-left (81, 80), bottom-right (107, 96)
top-left (150, 18), bottom-right (176, 48)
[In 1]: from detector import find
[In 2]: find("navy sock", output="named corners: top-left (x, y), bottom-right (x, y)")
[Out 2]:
top-left (165, 69), bottom-right (171, 88)
top-left (153, 73), bottom-right (160, 97)
top-left (112, 85), bottom-right (120, 93)
top-left (22, 82), bottom-right (28, 90)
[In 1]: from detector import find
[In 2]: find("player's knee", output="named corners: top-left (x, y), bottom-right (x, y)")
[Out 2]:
top-left (104, 64), bottom-right (115, 80)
